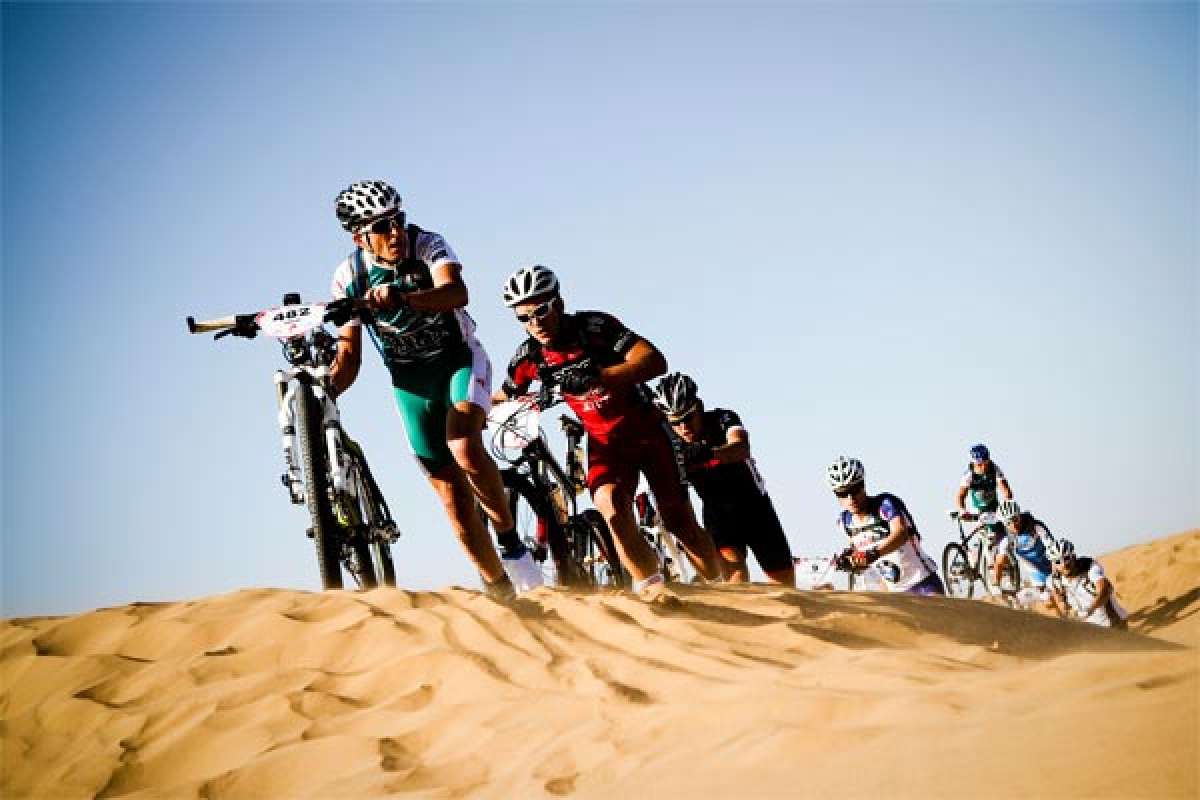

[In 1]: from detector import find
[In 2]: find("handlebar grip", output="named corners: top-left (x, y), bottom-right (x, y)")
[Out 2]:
top-left (187, 315), bottom-right (237, 333)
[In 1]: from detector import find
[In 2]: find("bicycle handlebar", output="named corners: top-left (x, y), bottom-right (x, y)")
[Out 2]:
top-left (186, 297), bottom-right (371, 342)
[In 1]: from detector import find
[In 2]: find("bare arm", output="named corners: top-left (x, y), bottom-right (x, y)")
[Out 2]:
top-left (712, 426), bottom-right (752, 465)
top-left (998, 477), bottom-right (1013, 501)
top-left (329, 324), bottom-right (363, 399)
top-left (1083, 576), bottom-right (1112, 617)
top-left (955, 485), bottom-right (970, 512)
top-left (366, 262), bottom-right (469, 313)
top-left (599, 338), bottom-right (666, 389)
top-left (871, 513), bottom-right (915, 559)
top-left (1049, 584), bottom-right (1070, 618)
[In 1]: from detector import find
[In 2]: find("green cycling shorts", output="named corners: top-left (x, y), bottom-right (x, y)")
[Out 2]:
top-left (389, 341), bottom-right (493, 474)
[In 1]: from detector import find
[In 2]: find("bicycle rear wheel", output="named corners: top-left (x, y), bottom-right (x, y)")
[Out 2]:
top-left (941, 542), bottom-right (973, 599)
top-left (296, 385), bottom-right (343, 590)
top-left (501, 469), bottom-right (580, 587)
top-left (346, 448), bottom-right (397, 588)
top-left (576, 509), bottom-right (628, 589)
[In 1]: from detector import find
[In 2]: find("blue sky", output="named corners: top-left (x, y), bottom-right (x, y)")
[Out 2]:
top-left (3, 2), bottom-right (1195, 617)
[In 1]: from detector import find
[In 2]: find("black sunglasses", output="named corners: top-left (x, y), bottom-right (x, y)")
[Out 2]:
top-left (365, 211), bottom-right (406, 236)
top-left (833, 483), bottom-right (863, 498)
top-left (516, 300), bottom-right (556, 324)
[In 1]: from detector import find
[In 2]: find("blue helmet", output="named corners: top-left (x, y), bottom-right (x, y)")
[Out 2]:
top-left (969, 443), bottom-right (990, 462)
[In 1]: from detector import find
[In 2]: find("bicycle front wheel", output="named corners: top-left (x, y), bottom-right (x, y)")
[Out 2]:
top-left (501, 469), bottom-right (574, 586)
top-left (295, 385), bottom-right (343, 590)
top-left (941, 542), bottom-right (973, 599)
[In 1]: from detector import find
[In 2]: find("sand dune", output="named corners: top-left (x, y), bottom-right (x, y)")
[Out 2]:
top-left (3, 531), bottom-right (1196, 799)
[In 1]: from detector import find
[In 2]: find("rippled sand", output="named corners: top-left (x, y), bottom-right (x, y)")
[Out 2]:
top-left (3, 530), bottom-right (1196, 799)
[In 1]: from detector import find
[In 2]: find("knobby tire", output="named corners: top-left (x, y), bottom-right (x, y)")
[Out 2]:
top-left (296, 385), bottom-right (343, 590)
top-left (578, 508), bottom-right (627, 590)
top-left (942, 542), bottom-right (972, 599)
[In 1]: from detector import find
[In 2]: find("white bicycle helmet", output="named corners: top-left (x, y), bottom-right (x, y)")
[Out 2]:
top-left (1047, 538), bottom-right (1075, 563)
top-left (653, 373), bottom-right (700, 421)
top-left (998, 499), bottom-right (1022, 524)
top-left (503, 265), bottom-right (560, 307)
top-left (826, 456), bottom-right (865, 491)
top-left (335, 180), bottom-right (402, 232)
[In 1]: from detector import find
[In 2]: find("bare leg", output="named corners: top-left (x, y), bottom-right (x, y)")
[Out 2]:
top-left (763, 565), bottom-right (797, 585)
top-left (658, 499), bottom-right (722, 581)
top-left (592, 483), bottom-right (660, 583)
top-left (426, 462), bottom-right (505, 583)
top-left (719, 546), bottom-right (748, 582)
top-left (447, 402), bottom-right (514, 535)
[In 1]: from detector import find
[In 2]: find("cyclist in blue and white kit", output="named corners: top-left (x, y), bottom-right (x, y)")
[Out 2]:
top-left (994, 500), bottom-right (1056, 607)
top-left (826, 457), bottom-right (944, 595)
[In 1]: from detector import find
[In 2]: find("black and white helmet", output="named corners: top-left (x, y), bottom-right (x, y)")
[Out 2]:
top-left (653, 372), bottom-right (700, 421)
top-left (998, 499), bottom-right (1022, 524)
top-left (335, 180), bottom-right (402, 232)
top-left (827, 456), bottom-right (865, 491)
top-left (503, 265), bottom-right (560, 307)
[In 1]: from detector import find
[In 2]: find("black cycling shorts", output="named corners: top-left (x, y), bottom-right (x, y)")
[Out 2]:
top-left (702, 495), bottom-right (794, 575)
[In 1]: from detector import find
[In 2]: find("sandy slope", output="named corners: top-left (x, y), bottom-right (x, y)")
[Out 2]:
top-left (2, 531), bottom-right (1196, 799)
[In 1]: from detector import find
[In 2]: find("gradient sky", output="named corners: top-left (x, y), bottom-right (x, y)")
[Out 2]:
top-left (3, 2), bottom-right (1196, 617)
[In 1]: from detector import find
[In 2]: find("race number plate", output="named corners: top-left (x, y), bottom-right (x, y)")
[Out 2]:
top-left (256, 304), bottom-right (326, 339)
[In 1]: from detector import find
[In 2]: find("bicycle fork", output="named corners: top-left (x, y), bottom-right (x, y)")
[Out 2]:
top-left (274, 368), bottom-right (351, 504)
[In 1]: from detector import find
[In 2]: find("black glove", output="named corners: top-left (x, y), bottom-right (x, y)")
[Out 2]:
top-left (558, 360), bottom-right (601, 395)
top-left (682, 441), bottom-right (715, 465)
top-left (324, 297), bottom-right (366, 327)
top-left (833, 548), bottom-right (856, 572)
top-left (534, 383), bottom-right (557, 411)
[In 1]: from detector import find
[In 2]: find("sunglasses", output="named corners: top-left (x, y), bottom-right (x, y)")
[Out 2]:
top-left (364, 212), bottom-right (406, 236)
top-left (667, 406), bottom-right (699, 425)
top-left (833, 484), bottom-right (863, 498)
top-left (516, 300), bottom-right (556, 324)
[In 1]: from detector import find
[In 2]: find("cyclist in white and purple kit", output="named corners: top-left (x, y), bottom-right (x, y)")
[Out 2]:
top-left (826, 456), bottom-right (944, 595)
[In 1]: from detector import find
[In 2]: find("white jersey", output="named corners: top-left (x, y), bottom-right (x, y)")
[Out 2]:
top-left (330, 228), bottom-right (460, 329)
top-left (1051, 557), bottom-right (1128, 627)
top-left (329, 227), bottom-right (480, 366)
top-left (838, 493), bottom-right (937, 592)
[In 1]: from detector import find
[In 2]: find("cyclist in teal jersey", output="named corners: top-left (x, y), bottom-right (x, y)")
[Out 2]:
top-left (954, 443), bottom-right (1013, 542)
top-left (326, 180), bottom-right (538, 601)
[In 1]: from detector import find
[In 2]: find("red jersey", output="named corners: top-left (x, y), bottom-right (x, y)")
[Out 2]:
top-left (502, 311), bottom-right (660, 441)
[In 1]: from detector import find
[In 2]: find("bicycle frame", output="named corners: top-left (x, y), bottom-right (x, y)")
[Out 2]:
top-left (188, 294), bottom-right (398, 590)
top-left (949, 511), bottom-right (1018, 593)
top-left (487, 399), bottom-right (620, 587)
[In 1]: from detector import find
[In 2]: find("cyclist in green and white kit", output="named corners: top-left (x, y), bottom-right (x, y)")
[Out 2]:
top-left (955, 444), bottom-right (1014, 520)
top-left (327, 180), bottom-right (540, 601)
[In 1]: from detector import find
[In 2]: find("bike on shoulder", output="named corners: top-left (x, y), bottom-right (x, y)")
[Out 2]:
top-left (187, 294), bottom-right (399, 591)
top-left (486, 391), bottom-right (626, 590)
top-left (942, 510), bottom-right (1020, 600)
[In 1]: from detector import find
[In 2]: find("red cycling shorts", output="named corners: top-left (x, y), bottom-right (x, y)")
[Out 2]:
top-left (586, 418), bottom-right (688, 507)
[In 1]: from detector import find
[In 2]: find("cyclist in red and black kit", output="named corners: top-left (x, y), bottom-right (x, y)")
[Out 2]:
top-left (495, 266), bottom-right (722, 599)
top-left (653, 373), bottom-right (796, 585)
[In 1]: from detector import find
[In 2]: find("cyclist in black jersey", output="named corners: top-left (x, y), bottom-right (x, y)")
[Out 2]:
top-left (653, 373), bottom-right (796, 584)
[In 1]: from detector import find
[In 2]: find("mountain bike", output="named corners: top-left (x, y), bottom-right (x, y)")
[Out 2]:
top-left (941, 510), bottom-right (1020, 600)
top-left (796, 553), bottom-right (882, 591)
top-left (486, 395), bottom-right (627, 589)
top-left (187, 294), bottom-right (399, 591)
